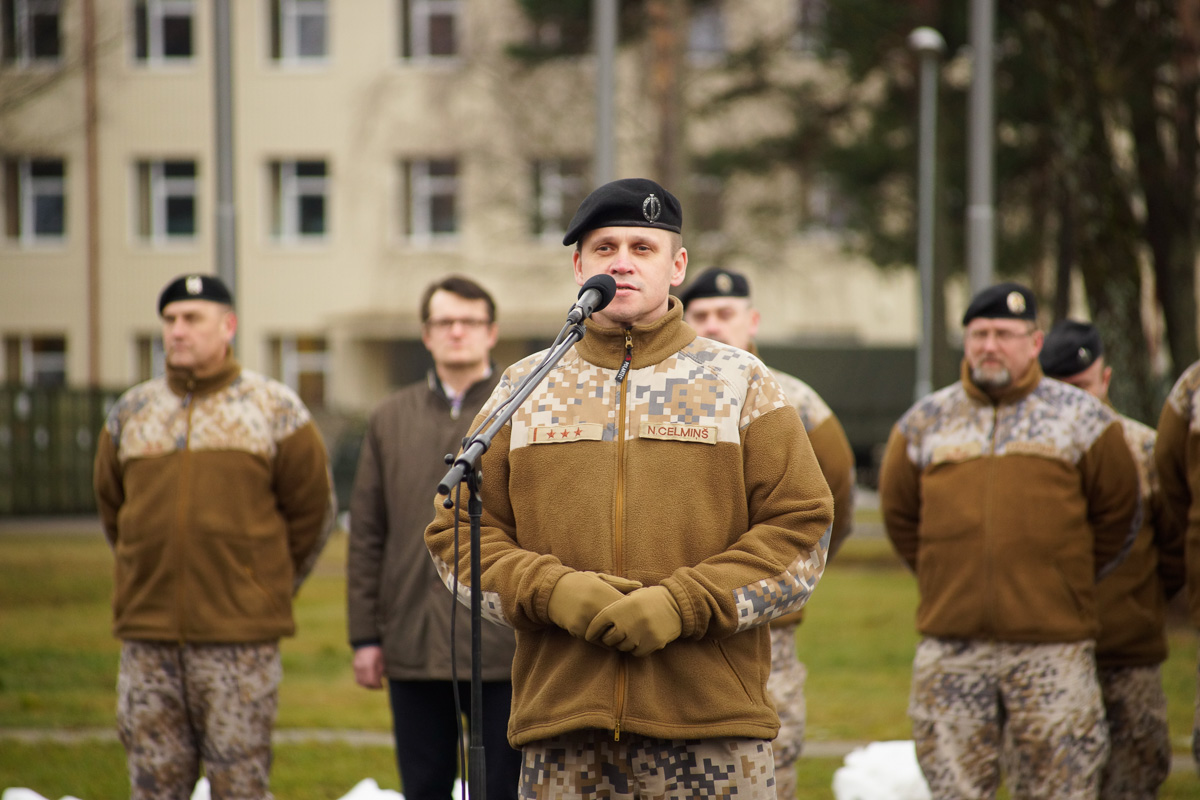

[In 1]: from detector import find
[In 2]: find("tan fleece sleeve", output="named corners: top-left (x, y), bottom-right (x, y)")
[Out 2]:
top-left (274, 421), bottom-right (336, 591)
top-left (879, 425), bottom-right (921, 572)
top-left (93, 426), bottom-right (123, 549)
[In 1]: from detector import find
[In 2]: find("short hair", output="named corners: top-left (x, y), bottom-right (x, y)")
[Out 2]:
top-left (420, 275), bottom-right (497, 323)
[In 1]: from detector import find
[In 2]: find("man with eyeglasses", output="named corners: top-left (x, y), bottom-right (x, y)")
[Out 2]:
top-left (347, 275), bottom-right (521, 800)
top-left (878, 282), bottom-right (1141, 799)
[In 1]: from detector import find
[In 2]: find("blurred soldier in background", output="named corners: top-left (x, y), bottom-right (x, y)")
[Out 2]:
top-left (94, 273), bottom-right (336, 800)
top-left (679, 266), bottom-right (855, 800)
top-left (879, 283), bottom-right (1140, 799)
top-left (1041, 319), bottom-right (1182, 799)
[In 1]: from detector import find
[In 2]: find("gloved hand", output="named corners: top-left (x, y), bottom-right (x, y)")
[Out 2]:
top-left (547, 571), bottom-right (643, 638)
top-left (584, 585), bottom-right (682, 657)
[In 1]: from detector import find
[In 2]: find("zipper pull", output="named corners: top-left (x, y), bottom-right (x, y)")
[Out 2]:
top-left (614, 720), bottom-right (621, 741)
top-left (615, 330), bottom-right (633, 383)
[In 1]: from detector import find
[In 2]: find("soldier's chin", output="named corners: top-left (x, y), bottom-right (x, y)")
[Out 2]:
top-left (971, 365), bottom-right (1011, 390)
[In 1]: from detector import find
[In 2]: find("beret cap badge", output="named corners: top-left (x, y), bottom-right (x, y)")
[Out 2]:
top-left (1006, 291), bottom-right (1026, 315)
top-left (642, 194), bottom-right (662, 223)
top-left (186, 275), bottom-right (204, 295)
top-left (715, 273), bottom-right (734, 294)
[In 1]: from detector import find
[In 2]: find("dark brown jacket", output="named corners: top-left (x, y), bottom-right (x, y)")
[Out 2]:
top-left (347, 369), bottom-right (516, 681)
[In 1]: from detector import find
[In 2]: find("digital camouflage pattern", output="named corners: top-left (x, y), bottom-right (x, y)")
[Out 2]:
top-left (1096, 664), bottom-right (1170, 799)
top-left (910, 637), bottom-right (1107, 800)
top-left (519, 729), bottom-right (775, 800)
top-left (117, 640), bottom-right (281, 800)
top-left (766, 625), bottom-right (806, 800)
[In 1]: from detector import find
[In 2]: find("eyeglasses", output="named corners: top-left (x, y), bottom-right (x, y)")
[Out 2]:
top-left (425, 318), bottom-right (492, 332)
top-left (965, 327), bottom-right (1035, 345)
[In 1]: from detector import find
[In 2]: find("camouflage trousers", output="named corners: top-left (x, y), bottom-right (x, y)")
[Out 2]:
top-left (766, 624), bottom-right (806, 800)
top-left (908, 637), bottom-right (1108, 800)
top-left (1096, 663), bottom-right (1170, 800)
top-left (117, 640), bottom-right (282, 800)
top-left (518, 729), bottom-right (776, 800)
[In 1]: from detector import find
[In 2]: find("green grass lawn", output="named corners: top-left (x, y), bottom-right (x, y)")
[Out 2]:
top-left (0, 526), bottom-right (1196, 799)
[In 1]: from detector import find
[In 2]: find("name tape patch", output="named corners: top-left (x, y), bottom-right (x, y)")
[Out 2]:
top-left (639, 422), bottom-right (717, 444)
top-left (529, 423), bottom-right (605, 444)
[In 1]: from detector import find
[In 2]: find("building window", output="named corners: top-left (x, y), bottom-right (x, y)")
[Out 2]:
top-left (3, 335), bottom-right (66, 387)
top-left (3, 157), bottom-right (65, 243)
top-left (791, 0), bottom-right (827, 53)
top-left (133, 0), bottom-right (194, 63)
top-left (399, 0), bottom-right (459, 60)
top-left (268, 335), bottom-right (328, 409)
top-left (269, 159), bottom-right (328, 241)
top-left (532, 158), bottom-right (588, 242)
top-left (400, 158), bottom-right (458, 242)
top-left (688, 0), bottom-right (724, 62)
top-left (133, 334), bottom-right (165, 381)
top-left (690, 173), bottom-right (724, 234)
top-left (268, 0), bottom-right (327, 62)
top-left (135, 159), bottom-right (197, 242)
top-left (0, 0), bottom-right (61, 65)
top-left (800, 171), bottom-right (850, 232)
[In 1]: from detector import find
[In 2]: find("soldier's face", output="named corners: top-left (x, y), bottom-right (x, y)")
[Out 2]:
top-left (421, 290), bottom-right (497, 371)
top-left (1056, 357), bottom-right (1112, 402)
top-left (964, 318), bottom-right (1043, 389)
top-left (683, 297), bottom-right (759, 351)
top-left (573, 226), bottom-right (687, 328)
top-left (161, 300), bottom-right (236, 377)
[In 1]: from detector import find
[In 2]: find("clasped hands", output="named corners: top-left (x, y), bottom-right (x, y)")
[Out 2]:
top-left (546, 570), bottom-right (682, 657)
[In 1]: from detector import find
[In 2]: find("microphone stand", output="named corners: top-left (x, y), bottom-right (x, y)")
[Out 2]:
top-left (436, 318), bottom-right (589, 800)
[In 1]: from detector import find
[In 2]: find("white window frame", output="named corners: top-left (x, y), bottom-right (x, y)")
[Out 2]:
top-left (401, 158), bottom-right (459, 244)
top-left (5, 334), bottom-right (66, 387)
top-left (269, 159), bottom-right (329, 242)
top-left (132, 334), bottom-right (165, 381)
top-left (133, 0), bottom-right (195, 65)
top-left (688, 0), bottom-right (724, 64)
top-left (271, 0), bottom-right (327, 64)
top-left (399, 0), bottom-right (460, 61)
top-left (533, 158), bottom-right (587, 243)
top-left (5, 157), bottom-right (66, 245)
top-left (135, 159), bottom-right (198, 243)
top-left (2, 0), bottom-right (61, 65)
top-left (271, 335), bottom-right (329, 408)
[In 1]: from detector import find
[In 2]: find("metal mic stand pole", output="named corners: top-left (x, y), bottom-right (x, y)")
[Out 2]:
top-left (437, 320), bottom-right (588, 800)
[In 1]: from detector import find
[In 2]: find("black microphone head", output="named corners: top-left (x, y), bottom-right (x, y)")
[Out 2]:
top-left (579, 274), bottom-right (618, 312)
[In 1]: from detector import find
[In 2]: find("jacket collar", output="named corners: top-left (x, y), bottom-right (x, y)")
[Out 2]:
top-left (575, 297), bottom-right (696, 370)
top-left (426, 364), bottom-right (498, 403)
top-left (166, 351), bottom-right (241, 398)
top-left (961, 356), bottom-right (1043, 405)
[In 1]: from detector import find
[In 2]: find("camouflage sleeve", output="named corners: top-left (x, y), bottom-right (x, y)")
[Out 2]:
top-left (661, 403), bottom-right (833, 639)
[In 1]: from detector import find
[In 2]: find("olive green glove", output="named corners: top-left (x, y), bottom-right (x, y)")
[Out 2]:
top-left (547, 571), bottom-right (643, 638)
top-left (584, 585), bottom-right (682, 657)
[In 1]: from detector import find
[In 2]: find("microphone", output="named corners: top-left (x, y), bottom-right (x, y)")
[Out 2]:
top-left (567, 274), bottom-right (618, 324)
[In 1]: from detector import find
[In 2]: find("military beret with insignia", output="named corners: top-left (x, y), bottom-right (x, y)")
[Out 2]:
top-left (961, 282), bottom-right (1037, 326)
top-left (1040, 319), bottom-right (1104, 379)
top-left (562, 177), bottom-right (683, 246)
top-left (678, 267), bottom-right (750, 309)
top-left (158, 273), bottom-right (235, 315)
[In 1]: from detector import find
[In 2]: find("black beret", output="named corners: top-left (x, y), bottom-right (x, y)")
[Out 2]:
top-left (962, 282), bottom-right (1037, 326)
top-left (679, 267), bottom-right (750, 309)
top-left (562, 178), bottom-right (682, 246)
top-left (158, 273), bottom-right (234, 315)
top-left (1040, 319), bottom-right (1104, 378)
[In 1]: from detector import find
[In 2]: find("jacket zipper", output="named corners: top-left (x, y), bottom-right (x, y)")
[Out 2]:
top-left (613, 329), bottom-right (633, 740)
top-left (985, 404), bottom-right (998, 637)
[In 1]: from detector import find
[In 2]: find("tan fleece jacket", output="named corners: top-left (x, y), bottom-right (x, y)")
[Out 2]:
top-left (1154, 359), bottom-right (1200, 628)
top-left (879, 359), bottom-right (1141, 643)
top-left (425, 299), bottom-right (833, 746)
top-left (93, 355), bottom-right (335, 643)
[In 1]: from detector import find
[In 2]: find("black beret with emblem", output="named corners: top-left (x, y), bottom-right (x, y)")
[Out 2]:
top-left (562, 177), bottom-right (683, 246)
top-left (157, 273), bottom-right (235, 315)
top-left (1040, 319), bottom-right (1104, 379)
top-left (678, 267), bottom-right (750, 309)
top-left (961, 281), bottom-right (1037, 326)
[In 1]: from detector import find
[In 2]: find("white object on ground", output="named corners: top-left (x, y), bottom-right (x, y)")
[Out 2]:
top-left (831, 740), bottom-right (931, 800)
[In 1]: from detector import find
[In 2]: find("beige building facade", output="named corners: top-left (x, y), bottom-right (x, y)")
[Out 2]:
top-left (0, 0), bottom-right (917, 416)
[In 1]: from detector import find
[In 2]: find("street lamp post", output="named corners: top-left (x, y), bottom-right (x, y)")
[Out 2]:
top-left (909, 27), bottom-right (945, 401)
